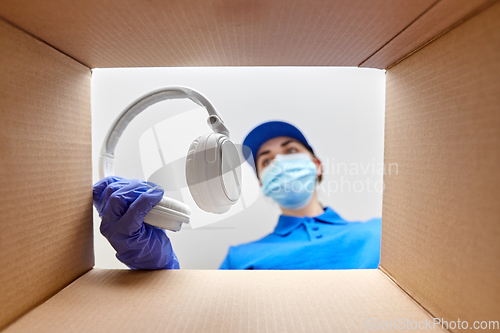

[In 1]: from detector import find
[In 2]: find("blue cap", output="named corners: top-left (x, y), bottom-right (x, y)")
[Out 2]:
top-left (242, 121), bottom-right (314, 173)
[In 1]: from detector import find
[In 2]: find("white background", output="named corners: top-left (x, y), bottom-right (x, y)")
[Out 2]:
top-left (91, 67), bottom-right (386, 269)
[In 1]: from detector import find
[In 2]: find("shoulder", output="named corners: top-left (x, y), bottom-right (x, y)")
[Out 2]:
top-left (219, 233), bottom-right (278, 269)
top-left (364, 217), bottom-right (381, 225)
top-left (230, 233), bottom-right (278, 253)
top-left (334, 216), bottom-right (381, 237)
top-left (354, 217), bottom-right (382, 237)
top-left (365, 217), bottom-right (382, 229)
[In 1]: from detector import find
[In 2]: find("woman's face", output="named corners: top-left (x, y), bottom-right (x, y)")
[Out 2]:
top-left (255, 136), bottom-right (322, 184)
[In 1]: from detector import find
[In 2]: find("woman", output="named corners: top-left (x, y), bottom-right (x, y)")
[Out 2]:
top-left (93, 121), bottom-right (381, 270)
top-left (219, 121), bottom-right (381, 269)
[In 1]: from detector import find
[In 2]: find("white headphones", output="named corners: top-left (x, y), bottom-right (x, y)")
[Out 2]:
top-left (100, 86), bottom-right (242, 232)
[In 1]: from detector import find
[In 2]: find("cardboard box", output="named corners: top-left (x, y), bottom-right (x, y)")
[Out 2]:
top-left (0, 1), bottom-right (498, 332)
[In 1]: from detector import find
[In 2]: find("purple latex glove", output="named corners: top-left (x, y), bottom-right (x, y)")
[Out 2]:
top-left (93, 176), bottom-right (179, 269)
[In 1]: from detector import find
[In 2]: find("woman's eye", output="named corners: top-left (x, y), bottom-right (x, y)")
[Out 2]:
top-left (286, 147), bottom-right (298, 153)
top-left (262, 159), bottom-right (270, 167)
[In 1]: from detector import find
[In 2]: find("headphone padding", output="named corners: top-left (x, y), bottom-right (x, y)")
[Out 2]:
top-left (185, 135), bottom-right (210, 211)
top-left (157, 196), bottom-right (191, 215)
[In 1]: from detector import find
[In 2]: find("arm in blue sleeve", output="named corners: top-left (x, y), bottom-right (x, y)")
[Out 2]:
top-left (93, 176), bottom-right (179, 270)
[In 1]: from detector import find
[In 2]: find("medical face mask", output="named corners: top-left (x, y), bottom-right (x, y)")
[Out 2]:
top-left (260, 153), bottom-right (318, 210)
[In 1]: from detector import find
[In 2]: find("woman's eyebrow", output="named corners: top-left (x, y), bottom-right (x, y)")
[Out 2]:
top-left (257, 139), bottom-right (299, 160)
top-left (281, 139), bottom-right (298, 147)
top-left (257, 150), bottom-right (270, 159)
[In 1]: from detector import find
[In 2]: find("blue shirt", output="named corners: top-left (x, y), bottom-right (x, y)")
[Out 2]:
top-left (219, 206), bottom-right (381, 270)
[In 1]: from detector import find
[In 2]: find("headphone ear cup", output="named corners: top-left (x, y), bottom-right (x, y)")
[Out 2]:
top-left (186, 133), bottom-right (240, 214)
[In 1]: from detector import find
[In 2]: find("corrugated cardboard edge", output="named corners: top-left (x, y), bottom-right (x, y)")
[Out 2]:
top-left (0, 18), bottom-right (93, 330)
top-left (3, 268), bottom-right (447, 332)
top-left (381, 1), bottom-right (500, 330)
top-left (0, 15), bottom-right (88, 68)
top-left (0, 0), bottom-right (435, 68)
top-left (357, 0), bottom-right (441, 68)
top-left (378, 267), bottom-right (452, 333)
top-left (363, 0), bottom-right (499, 70)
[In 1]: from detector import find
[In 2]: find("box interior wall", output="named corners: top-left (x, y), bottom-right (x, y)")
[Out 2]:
top-left (0, 1), bottom-right (498, 332)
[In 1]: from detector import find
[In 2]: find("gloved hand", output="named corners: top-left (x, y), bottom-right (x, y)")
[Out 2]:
top-left (93, 176), bottom-right (179, 270)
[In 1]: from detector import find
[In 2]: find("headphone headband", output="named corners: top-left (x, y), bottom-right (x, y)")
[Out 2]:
top-left (99, 86), bottom-right (229, 178)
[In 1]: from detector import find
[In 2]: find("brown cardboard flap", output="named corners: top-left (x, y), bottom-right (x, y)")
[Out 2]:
top-left (0, 19), bottom-right (93, 330)
top-left (382, 2), bottom-right (500, 329)
top-left (0, 0), bottom-right (435, 68)
top-left (361, 0), bottom-right (498, 69)
top-left (3, 268), bottom-right (446, 332)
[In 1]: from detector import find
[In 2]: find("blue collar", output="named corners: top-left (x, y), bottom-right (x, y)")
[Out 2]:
top-left (273, 206), bottom-right (347, 236)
